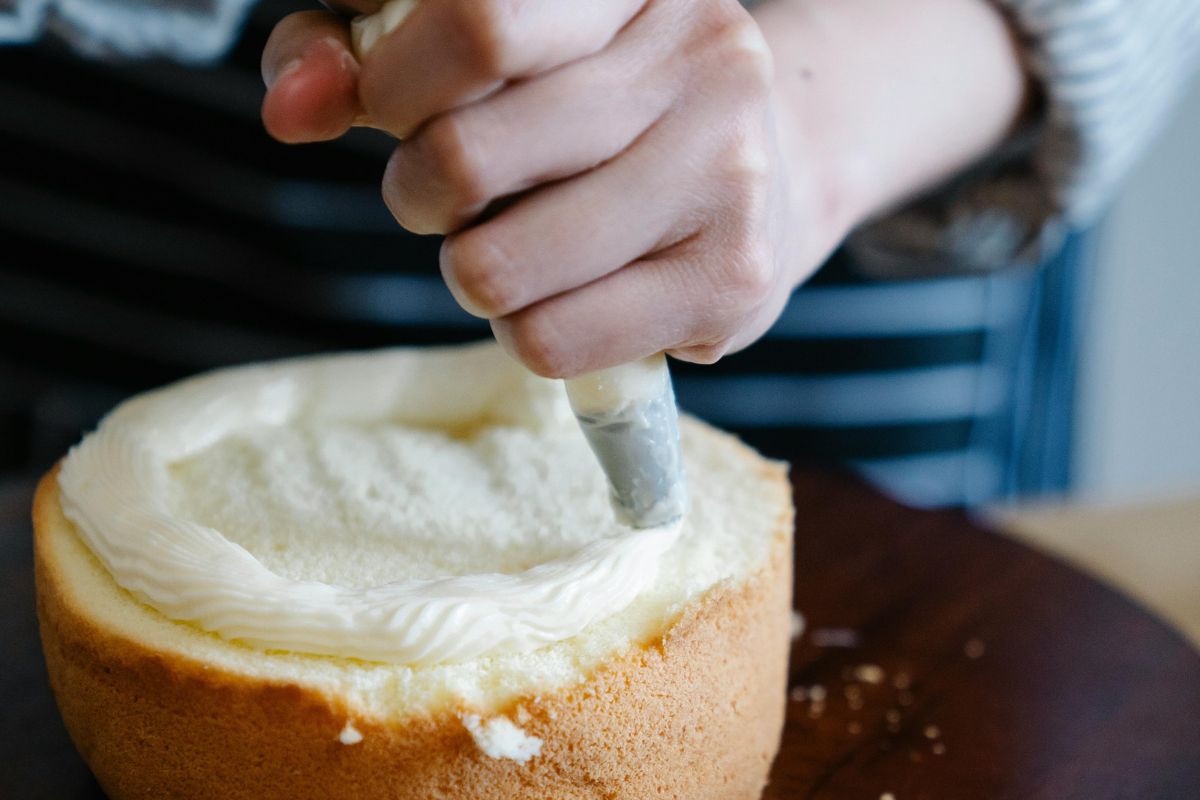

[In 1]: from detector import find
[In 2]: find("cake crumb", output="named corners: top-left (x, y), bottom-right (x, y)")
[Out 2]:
top-left (924, 724), bottom-right (941, 740)
top-left (789, 686), bottom-right (807, 703)
top-left (790, 610), bottom-right (806, 639)
top-left (807, 685), bottom-right (827, 703)
top-left (337, 721), bottom-right (363, 746)
top-left (810, 627), bottom-right (860, 648)
top-left (932, 742), bottom-right (947, 756)
top-left (965, 638), bottom-right (986, 659)
top-left (461, 714), bottom-right (542, 763)
top-left (515, 705), bottom-right (532, 725)
top-left (881, 793), bottom-right (896, 800)
top-left (854, 664), bottom-right (886, 685)
top-left (892, 671), bottom-right (911, 690)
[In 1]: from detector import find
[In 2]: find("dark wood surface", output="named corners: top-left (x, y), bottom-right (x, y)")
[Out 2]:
top-left (3, 470), bottom-right (1199, 799)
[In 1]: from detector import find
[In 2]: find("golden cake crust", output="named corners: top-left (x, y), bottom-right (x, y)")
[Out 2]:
top-left (35, 465), bottom-right (793, 800)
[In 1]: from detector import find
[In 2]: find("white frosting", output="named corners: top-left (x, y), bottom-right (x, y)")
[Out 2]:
top-left (461, 714), bottom-right (543, 763)
top-left (564, 355), bottom-right (669, 417)
top-left (57, 344), bottom-right (682, 666)
top-left (350, 0), bottom-right (418, 57)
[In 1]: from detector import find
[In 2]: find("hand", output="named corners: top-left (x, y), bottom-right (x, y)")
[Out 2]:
top-left (262, 0), bottom-right (841, 377)
top-left (262, 0), bottom-right (1029, 377)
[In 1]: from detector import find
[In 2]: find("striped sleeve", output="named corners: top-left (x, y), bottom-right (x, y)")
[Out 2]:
top-left (848, 0), bottom-right (1200, 276)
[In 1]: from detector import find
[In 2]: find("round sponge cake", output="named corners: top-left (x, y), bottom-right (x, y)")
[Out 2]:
top-left (34, 344), bottom-right (794, 799)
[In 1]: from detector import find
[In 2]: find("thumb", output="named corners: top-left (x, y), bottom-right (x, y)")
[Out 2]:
top-left (262, 10), bottom-right (364, 144)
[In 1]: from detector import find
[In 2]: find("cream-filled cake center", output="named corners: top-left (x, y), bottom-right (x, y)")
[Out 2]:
top-left (58, 344), bottom-right (692, 666)
top-left (57, 343), bottom-right (780, 672)
top-left (168, 418), bottom-right (628, 589)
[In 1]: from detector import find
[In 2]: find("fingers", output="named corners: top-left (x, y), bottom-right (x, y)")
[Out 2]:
top-left (357, 0), bottom-right (647, 138)
top-left (381, 2), bottom-right (774, 240)
top-left (430, 13), bottom-right (777, 325)
top-left (381, 41), bottom-right (677, 234)
top-left (256, 0), bottom-right (790, 377)
top-left (434, 102), bottom-right (719, 321)
top-left (261, 11), bottom-right (362, 143)
top-left (490, 232), bottom-right (781, 379)
top-left (477, 30), bottom-right (782, 378)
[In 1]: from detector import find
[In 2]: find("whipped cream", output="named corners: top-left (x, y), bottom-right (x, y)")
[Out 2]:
top-left (350, 0), bottom-right (418, 57)
top-left (58, 344), bottom-right (682, 665)
top-left (563, 356), bottom-right (669, 417)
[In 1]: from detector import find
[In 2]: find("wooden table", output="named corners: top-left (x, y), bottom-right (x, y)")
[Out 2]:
top-left (991, 494), bottom-right (1200, 648)
top-left (3, 471), bottom-right (1199, 798)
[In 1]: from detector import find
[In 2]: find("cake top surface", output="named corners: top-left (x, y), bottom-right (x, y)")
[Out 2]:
top-left (171, 416), bottom-right (637, 589)
top-left (57, 343), bottom-right (784, 675)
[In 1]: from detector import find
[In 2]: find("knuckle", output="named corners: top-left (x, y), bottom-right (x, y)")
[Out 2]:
top-left (732, 243), bottom-right (777, 303)
top-left (422, 115), bottom-right (492, 210)
top-left (673, 240), bottom-right (776, 367)
top-left (441, 231), bottom-right (522, 317)
top-left (504, 310), bottom-right (571, 378)
top-left (722, 141), bottom-right (772, 209)
top-left (708, 15), bottom-right (774, 96)
top-left (382, 148), bottom-right (450, 235)
top-left (450, 0), bottom-right (522, 77)
top-left (736, 138), bottom-right (773, 182)
top-left (711, 240), bottom-right (776, 320)
top-left (380, 151), bottom-right (425, 233)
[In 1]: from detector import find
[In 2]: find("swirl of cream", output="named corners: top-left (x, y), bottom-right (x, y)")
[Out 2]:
top-left (57, 344), bottom-right (682, 665)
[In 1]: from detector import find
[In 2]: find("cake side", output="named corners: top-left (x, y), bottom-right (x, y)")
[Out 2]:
top-left (35, 463), bottom-right (794, 799)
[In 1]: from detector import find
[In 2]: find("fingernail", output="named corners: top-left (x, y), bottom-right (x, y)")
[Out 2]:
top-left (266, 57), bottom-right (303, 90)
top-left (339, 43), bottom-right (362, 74)
top-left (443, 269), bottom-right (489, 319)
top-left (438, 246), bottom-right (490, 319)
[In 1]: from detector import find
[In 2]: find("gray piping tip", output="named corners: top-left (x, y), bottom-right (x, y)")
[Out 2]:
top-left (565, 355), bottom-right (687, 529)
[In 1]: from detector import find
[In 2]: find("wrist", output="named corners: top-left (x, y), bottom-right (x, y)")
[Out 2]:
top-left (755, 6), bottom-right (876, 291)
top-left (761, 88), bottom-right (863, 292)
top-left (752, 0), bottom-right (886, 292)
top-left (754, 0), bottom-right (1030, 262)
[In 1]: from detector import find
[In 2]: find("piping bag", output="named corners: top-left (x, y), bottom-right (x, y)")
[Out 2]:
top-left (350, 2), bottom-right (688, 530)
top-left (564, 357), bottom-right (687, 529)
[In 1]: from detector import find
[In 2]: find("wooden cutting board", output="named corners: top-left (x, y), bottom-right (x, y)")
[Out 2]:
top-left (3, 470), bottom-right (1198, 798)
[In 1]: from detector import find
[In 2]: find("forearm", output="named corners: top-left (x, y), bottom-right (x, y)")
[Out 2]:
top-left (753, 0), bottom-right (1030, 257)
